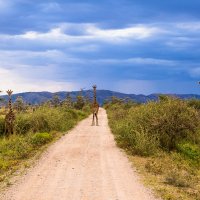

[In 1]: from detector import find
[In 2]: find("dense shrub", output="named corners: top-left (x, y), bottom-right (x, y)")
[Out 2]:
top-left (177, 142), bottom-right (200, 162)
top-left (74, 96), bottom-right (85, 110)
top-left (0, 104), bottom-right (89, 136)
top-left (0, 136), bottom-right (32, 160)
top-left (187, 98), bottom-right (200, 110)
top-left (14, 106), bottom-right (88, 135)
top-left (0, 117), bottom-right (5, 135)
top-left (106, 97), bottom-right (200, 154)
top-left (128, 98), bottom-right (199, 150)
top-left (31, 132), bottom-right (53, 147)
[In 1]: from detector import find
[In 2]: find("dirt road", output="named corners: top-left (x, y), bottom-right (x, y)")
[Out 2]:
top-left (1, 108), bottom-right (158, 200)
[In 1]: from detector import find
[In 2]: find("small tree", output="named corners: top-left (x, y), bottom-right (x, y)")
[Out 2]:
top-left (63, 93), bottom-right (73, 108)
top-left (74, 95), bottom-right (85, 110)
top-left (85, 90), bottom-right (92, 105)
top-left (0, 93), bottom-right (5, 108)
top-left (159, 94), bottom-right (171, 102)
top-left (51, 95), bottom-right (61, 107)
top-left (14, 96), bottom-right (25, 112)
top-left (0, 90), bottom-right (2, 109)
top-left (111, 96), bottom-right (124, 104)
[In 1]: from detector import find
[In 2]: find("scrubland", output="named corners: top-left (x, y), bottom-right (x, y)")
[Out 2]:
top-left (105, 96), bottom-right (200, 200)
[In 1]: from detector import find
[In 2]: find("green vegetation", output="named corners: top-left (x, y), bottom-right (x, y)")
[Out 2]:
top-left (14, 96), bottom-right (26, 112)
top-left (105, 96), bottom-right (200, 200)
top-left (0, 93), bottom-right (90, 185)
top-left (14, 106), bottom-right (85, 134)
top-left (30, 132), bottom-right (53, 147)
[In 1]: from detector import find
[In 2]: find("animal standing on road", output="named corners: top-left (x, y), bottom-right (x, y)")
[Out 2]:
top-left (92, 85), bottom-right (99, 126)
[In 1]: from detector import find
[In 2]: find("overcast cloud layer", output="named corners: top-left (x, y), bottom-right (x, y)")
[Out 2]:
top-left (0, 0), bottom-right (200, 94)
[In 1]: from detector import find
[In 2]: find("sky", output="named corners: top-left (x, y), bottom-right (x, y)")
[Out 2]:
top-left (0, 0), bottom-right (200, 94)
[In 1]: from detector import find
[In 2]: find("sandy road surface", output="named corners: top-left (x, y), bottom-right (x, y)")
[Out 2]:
top-left (1, 108), bottom-right (158, 200)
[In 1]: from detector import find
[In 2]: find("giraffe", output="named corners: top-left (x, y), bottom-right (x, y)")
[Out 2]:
top-left (92, 85), bottom-right (99, 126)
top-left (5, 90), bottom-right (15, 136)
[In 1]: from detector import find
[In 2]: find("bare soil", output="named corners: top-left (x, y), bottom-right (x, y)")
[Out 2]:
top-left (0, 108), bottom-right (159, 200)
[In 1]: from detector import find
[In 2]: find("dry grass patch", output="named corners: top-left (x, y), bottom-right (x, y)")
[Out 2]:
top-left (129, 154), bottom-right (200, 200)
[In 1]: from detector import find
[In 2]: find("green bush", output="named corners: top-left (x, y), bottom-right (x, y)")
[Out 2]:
top-left (0, 159), bottom-right (12, 172)
top-left (31, 132), bottom-right (53, 147)
top-left (0, 117), bottom-right (5, 136)
top-left (0, 136), bottom-right (32, 160)
top-left (177, 142), bottom-right (200, 161)
top-left (127, 98), bottom-right (199, 150)
top-left (107, 97), bottom-right (200, 155)
top-left (74, 96), bottom-right (85, 110)
top-left (14, 106), bottom-right (87, 134)
top-left (82, 105), bottom-right (91, 115)
top-left (131, 128), bottom-right (159, 156)
top-left (14, 114), bottom-right (32, 135)
top-left (187, 98), bottom-right (200, 110)
top-left (113, 121), bottom-right (159, 156)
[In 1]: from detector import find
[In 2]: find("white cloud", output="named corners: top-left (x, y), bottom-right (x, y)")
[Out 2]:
top-left (40, 2), bottom-right (62, 12)
top-left (4, 22), bottom-right (200, 51)
top-left (88, 57), bottom-right (178, 66)
top-left (0, 67), bottom-right (77, 94)
top-left (0, 23), bottom-right (160, 44)
top-left (85, 25), bottom-right (159, 41)
top-left (126, 57), bottom-right (177, 66)
top-left (0, 48), bottom-right (178, 68)
top-left (189, 67), bottom-right (200, 78)
top-left (0, 50), bottom-right (67, 65)
top-left (176, 22), bottom-right (200, 31)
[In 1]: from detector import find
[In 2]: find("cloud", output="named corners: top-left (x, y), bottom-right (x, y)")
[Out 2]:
top-left (125, 57), bottom-right (177, 66)
top-left (0, 23), bottom-right (160, 45)
top-left (0, 49), bottom-right (181, 68)
top-left (40, 2), bottom-right (62, 12)
top-left (85, 25), bottom-right (160, 41)
top-left (176, 22), bottom-right (200, 31)
top-left (1, 21), bottom-right (200, 56)
top-left (0, 49), bottom-right (67, 65)
top-left (0, 67), bottom-right (78, 94)
top-left (1, 21), bottom-right (200, 51)
top-left (188, 67), bottom-right (200, 78)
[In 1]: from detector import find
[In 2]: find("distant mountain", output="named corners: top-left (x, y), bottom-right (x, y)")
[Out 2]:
top-left (1, 90), bottom-right (200, 105)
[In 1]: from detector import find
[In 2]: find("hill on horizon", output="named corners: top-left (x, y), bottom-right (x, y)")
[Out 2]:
top-left (1, 90), bottom-right (200, 105)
